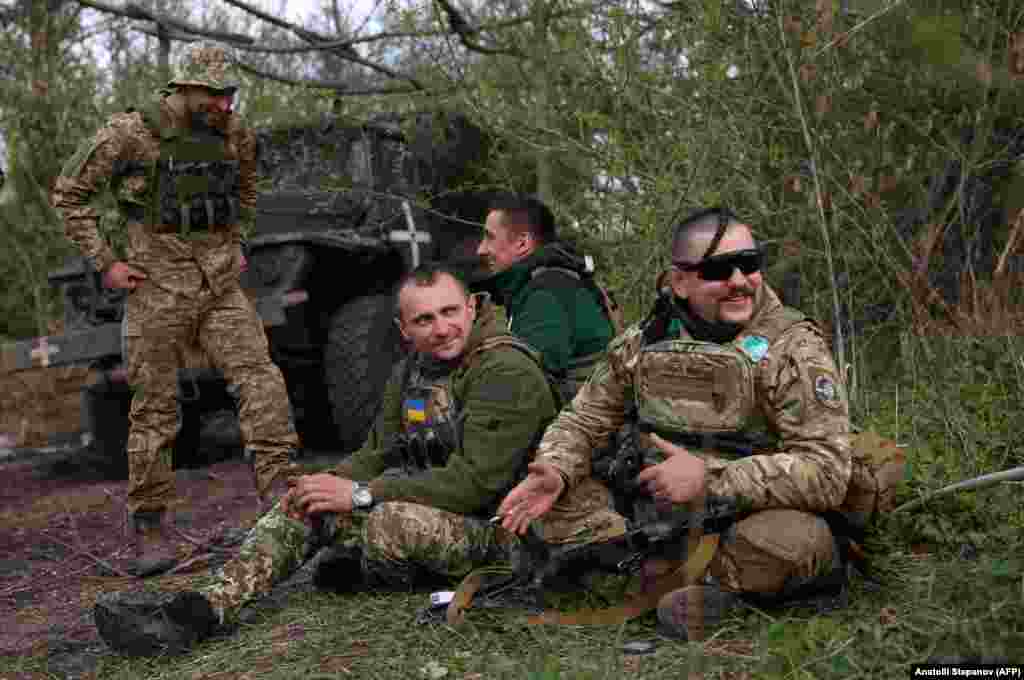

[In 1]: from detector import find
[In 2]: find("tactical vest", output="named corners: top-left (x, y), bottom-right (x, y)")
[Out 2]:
top-left (131, 104), bottom-right (241, 233)
top-left (397, 334), bottom-right (558, 472)
top-left (633, 304), bottom-right (809, 460)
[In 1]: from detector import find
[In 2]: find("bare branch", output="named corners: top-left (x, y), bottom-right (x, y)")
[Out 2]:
top-left (433, 0), bottom-right (523, 57)
top-left (219, 0), bottom-right (423, 89)
top-left (235, 58), bottom-right (424, 96)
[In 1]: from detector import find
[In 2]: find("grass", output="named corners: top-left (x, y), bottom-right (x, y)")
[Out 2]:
top-left (7, 243), bottom-right (1024, 679)
top-left (6, 521), bottom-right (1021, 680)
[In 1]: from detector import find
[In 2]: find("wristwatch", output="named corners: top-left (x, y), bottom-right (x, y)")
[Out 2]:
top-left (351, 482), bottom-right (374, 509)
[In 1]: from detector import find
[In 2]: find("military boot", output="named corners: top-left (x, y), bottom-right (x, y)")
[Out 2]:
top-left (656, 585), bottom-right (739, 641)
top-left (128, 509), bottom-right (179, 578)
top-left (94, 590), bottom-right (217, 656)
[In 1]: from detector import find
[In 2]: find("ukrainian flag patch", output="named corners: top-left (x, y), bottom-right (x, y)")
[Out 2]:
top-left (405, 398), bottom-right (427, 423)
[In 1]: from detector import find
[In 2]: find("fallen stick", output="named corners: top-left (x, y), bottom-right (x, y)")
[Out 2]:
top-left (39, 531), bottom-right (134, 579)
top-left (894, 465), bottom-right (1024, 514)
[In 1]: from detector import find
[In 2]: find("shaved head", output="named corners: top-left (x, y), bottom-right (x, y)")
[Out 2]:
top-left (671, 207), bottom-right (752, 264)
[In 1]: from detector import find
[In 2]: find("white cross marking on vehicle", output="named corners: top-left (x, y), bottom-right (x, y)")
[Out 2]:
top-left (389, 201), bottom-right (432, 267)
top-left (30, 337), bottom-right (60, 368)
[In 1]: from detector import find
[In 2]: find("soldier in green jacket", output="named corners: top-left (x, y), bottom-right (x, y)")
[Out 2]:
top-left (93, 262), bottom-right (625, 656)
top-left (477, 194), bottom-right (616, 400)
top-left (498, 207), bottom-right (852, 641)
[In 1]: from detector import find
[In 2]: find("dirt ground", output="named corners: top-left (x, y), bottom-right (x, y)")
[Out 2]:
top-left (0, 453), bottom-right (266, 679)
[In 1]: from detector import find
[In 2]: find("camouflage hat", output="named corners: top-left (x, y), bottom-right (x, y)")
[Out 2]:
top-left (167, 42), bottom-right (241, 93)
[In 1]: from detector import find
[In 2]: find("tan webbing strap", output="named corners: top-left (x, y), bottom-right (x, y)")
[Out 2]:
top-left (446, 569), bottom-right (487, 626)
top-left (525, 533), bottom-right (720, 626)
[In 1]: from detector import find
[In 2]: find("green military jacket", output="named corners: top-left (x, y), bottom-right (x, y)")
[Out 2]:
top-left (334, 297), bottom-right (558, 516)
top-left (490, 242), bottom-right (614, 377)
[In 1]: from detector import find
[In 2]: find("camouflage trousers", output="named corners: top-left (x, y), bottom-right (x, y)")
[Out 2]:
top-left (710, 509), bottom-right (836, 594)
top-left (124, 280), bottom-right (297, 514)
top-left (201, 501), bottom-right (505, 624)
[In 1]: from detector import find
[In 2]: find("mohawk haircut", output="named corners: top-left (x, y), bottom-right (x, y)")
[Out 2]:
top-left (670, 206), bottom-right (752, 263)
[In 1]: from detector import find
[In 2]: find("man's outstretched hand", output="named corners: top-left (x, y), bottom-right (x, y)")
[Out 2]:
top-left (497, 462), bottom-right (565, 535)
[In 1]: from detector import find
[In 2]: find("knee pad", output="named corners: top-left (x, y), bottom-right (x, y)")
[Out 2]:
top-left (712, 509), bottom-right (834, 594)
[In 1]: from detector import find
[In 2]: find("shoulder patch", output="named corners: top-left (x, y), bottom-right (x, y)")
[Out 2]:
top-left (738, 335), bottom-right (770, 363)
top-left (810, 369), bottom-right (843, 410)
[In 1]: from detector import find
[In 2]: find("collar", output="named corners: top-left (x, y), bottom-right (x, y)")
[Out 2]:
top-left (670, 285), bottom-right (771, 344)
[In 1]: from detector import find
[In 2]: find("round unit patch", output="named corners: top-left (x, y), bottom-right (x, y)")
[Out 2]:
top-left (813, 373), bottom-right (841, 408)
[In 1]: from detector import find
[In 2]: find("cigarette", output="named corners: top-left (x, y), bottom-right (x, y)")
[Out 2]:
top-left (488, 515), bottom-right (503, 524)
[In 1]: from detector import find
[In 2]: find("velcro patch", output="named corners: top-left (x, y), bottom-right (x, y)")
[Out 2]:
top-left (405, 398), bottom-right (426, 423)
top-left (738, 335), bottom-right (770, 363)
top-left (810, 369), bottom-right (842, 409)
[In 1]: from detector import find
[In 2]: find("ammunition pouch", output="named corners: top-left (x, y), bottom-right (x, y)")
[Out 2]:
top-left (397, 416), bottom-right (462, 472)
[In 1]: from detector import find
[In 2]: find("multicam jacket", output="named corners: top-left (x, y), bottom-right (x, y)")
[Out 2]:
top-left (51, 96), bottom-right (258, 297)
top-left (535, 283), bottom-right (853, 514)
top-left (333, 298), bottom-right (559, 517)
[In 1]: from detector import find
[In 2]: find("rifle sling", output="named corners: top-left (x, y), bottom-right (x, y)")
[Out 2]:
top-left (444, 534), bottom-right (720, 627)
top-left (525, 533), bottom-right (719, 626)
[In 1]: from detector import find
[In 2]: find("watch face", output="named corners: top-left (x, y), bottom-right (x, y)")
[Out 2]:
top-left (353, 487), bottom-right (373, 508)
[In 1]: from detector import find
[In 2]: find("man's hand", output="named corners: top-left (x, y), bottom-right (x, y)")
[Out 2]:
top-left (497, 462), bottom-right (565, 535)
top-left (103, 262), bottom-right (148, 290)
top-left (282, 474), bottom-right (354, 521)
top-left (636, 433), bottom-right (707, 505)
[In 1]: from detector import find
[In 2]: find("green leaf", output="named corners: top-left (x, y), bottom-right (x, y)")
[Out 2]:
top-left (767, 621), bottom-right (787, 641)
top-left (910, 14), bottom-right (964, 68)
top-left (831, 654), bottom-right (852, 673)
top-left (989, 559), bottom-right (1012, 578)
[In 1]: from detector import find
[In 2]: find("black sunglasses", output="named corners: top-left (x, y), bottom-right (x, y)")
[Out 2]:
top-left (673, 247), bottom-right (765, 281)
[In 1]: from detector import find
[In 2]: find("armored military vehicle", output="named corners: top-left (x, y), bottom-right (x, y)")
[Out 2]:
top-left (1, 111), bottom-right (492, 476)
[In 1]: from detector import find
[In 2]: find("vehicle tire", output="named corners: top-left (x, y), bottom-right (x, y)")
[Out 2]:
top-left (323, 295), bottom-right (405, 453)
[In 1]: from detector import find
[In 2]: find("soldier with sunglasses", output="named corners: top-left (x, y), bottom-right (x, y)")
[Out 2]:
top-left (497, 207), bottom-right (851, 640)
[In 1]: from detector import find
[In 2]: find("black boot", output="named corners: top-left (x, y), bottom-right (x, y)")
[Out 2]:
top-left (94, 590), bottom-right (217, 656)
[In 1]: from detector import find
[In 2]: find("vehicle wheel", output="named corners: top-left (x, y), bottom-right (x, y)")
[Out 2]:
top-left (323, 295), bottom-right (405, 453)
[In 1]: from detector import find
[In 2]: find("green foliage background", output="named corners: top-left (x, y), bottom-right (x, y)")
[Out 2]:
top-left (2, 0), bottom-right (1023, 563)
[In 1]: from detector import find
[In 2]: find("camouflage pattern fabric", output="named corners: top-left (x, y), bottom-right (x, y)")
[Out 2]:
top-left (52, 94), bottom-right (291, 510)
top-left (201, 500), bottom-right (506, 624)
top-left (710, 509), bottom-right (836, 594)
top-left (198, 300), bottom-right (625, 623)
top-left (123, 283), bottom-right (296, 512)
top-left (534, 284), bottom-right (851, 595)
top-left (52, 97), bottom-right (259, 279)
top-left (167, 42), bottom-right (242, 92)
top-left (537, 284), bottom-right (851, 514)
top-left (337, 298), bottom-right (627, 544)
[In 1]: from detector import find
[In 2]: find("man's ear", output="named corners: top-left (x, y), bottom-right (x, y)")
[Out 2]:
top-left (395, 316), bottom-right (411, 342)
top-left (669, 268), bottom-right (690, 300)
top-left (466, 292), bottom-right (478, 319)
top-left (518, 231), bottom-right (537, 257)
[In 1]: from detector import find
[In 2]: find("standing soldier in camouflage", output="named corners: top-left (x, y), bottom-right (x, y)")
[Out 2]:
top-left (476, 194), bottom-right (620, 401)
top-left (498, 207), bottom-right (852, 640)
top-left (52, 43), bottom-right (299, 576)
top-left (92, 263), bottom-right (626, 656)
